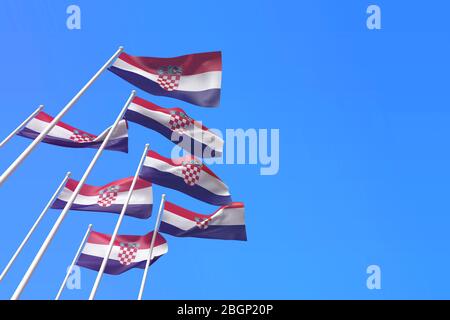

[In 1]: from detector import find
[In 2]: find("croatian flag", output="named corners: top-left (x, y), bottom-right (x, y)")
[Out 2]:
top-left (17, 111), bottom-right (128, 153)
top-left (125, 96), bottom-right (223, 157)
top-left (140, 151), bottom-right (232, 206)
top-left (160, 201), bottom-right (247, 241)
top-left (77, 230), bottom-right (168, 275)
top-left (109, 51), bottom-right (222, 107)
top-left (51, 177), bottom-right (153, 219)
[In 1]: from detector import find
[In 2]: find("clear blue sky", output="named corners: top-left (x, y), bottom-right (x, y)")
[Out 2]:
top-left (1, 0), bottom-right (450, 299)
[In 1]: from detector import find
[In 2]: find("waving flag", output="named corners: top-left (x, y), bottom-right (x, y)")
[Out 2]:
top-left (109, 51), bottom-right (222, 107)
top-left (76, 230), bottom-right (168, 275)
top-left (160, 201), bottom-right (246, 241)
top-left (126, 96), bottom-right (223, 157)
top-left (17, 111), bottom-right (128, 153)
top-left (139, 151), bottom-right (232, 206)
top-left (51, 177), bottom-right (153, 219)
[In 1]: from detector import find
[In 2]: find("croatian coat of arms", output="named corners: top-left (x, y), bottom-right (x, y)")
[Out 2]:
top-left (118, 242), bottom-right (140, 266)
top-left (181, 160), bottom-right (203, 186)
top-left (157, 65), bottom-right (183, 91)
top-left (69, 129), bottom-right (94, 143)
top-left (194, 216), bottom-right (212, 229)
top-left (168, 110), bottom-right (194, 133)
top-left (97, 185), bottom-right (120, 207)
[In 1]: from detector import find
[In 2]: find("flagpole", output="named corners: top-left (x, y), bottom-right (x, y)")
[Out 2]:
top-left (11, 90), bottom-right (135, 300)
top-left (55, 224), bottom-right (93, 300)
top-left (0, 171), bottom-right (71, 282)
top-left (0, 105), bottom-right (44, 148)
top-left (0, 46), bottom-right (124, 187)
top-left (137, 194), bottom-right (166, 300)
top-left (88, 143), bottom-right (150, 300)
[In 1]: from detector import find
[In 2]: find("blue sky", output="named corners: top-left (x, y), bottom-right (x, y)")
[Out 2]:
top-left (1, 0), bottom-right (450, 299)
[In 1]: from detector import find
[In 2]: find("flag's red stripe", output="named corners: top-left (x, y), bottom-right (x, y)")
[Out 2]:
top-left (132, 96), bottom-right (209, 131)
top-left (118, 51), bottom-right (222, 76)
top-left (34, 111), bottom-right (97, 137)
top-left (164, 201), bottom-right (244, 221)
top-left (65, 177), bottom-right (151, 195)
top-left (132, 96), bottom-right (185, 116)
top-left (86, 230), bottom-right (166, 249)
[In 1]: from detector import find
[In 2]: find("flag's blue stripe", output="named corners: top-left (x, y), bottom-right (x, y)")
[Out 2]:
top-left (125, 109), bottom-right (220, 157)
top-left (17, 127), bottom-right (128, 153)
top-left (51, 199), bottom-right (152, 219)
top-left (109, 66), bottom-right (221, 107)
top-left (77, 254), bottom-right (161, 275)
top-left (139, 166), bottom-right (232, 206)
top-left (159, 221), bottom-right (247, 241)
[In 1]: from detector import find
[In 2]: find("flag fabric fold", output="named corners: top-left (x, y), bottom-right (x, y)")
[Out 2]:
top-left (51, 177), bottom-right (153, 219)
top-left (109, 51), bottom-right (222, 107)
top-left (160, 201), bottom-right (246, 241)
top-left (76, 230), bottom-right (168, 275)
top-left (139, 150), bottom-right (232, 206)
top-left (17, 111), bottom-right (128, 153)
top-left (126, 96), bottom-right (223, 157)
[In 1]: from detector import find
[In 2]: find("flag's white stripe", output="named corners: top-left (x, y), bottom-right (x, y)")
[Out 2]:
top-left (162, 210), bottom-right (197, 230)
top-left (209, 207), bottom-right (245, 226)
top-left (94, 120), bottom-right (128, 142)
top-left (113, 58), bottom-right (222, 91)
top-left (163, 207), bottom-right (245, 231)
top-left (82, 242), bottom-right (168, 262)
top-left (178, 71), bottom-right (222, 92)
top-left (58, 186), bottom-right (153, 205)
top-left (144, 156), bottom-right (230, 196)
top-left (25, 117), bottom-right (73, 139)
top-left (129, 102), bottom-right (223, 152)
top-left (25, 118), bottom-right (127, 143)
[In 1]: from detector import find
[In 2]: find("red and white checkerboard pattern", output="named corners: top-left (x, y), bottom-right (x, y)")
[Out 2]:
top-left (97, 186), bottom-right (120, 207)
top-left (69, 131), bottom-right (94, 143)
top-left (157, 74), bottom-right (181, 91)
top-left (195, 216), bottom-right (212, 229)
top-left (169, 112), bottom-right (193, 132)
top-left (182, 164), bottom-right (202, 186)
top-left (118, 243), bottom-right (138, 266)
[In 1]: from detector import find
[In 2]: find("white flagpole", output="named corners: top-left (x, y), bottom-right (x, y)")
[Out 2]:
top-left (0, 171), bottom-right (71, 282)
top-left (55, 224), bottom-right (93, 300)
top-left (88, 143), bottom-right (150, 300)
top-left (0, 105), bottom-right (44, 148)
top-left (137, 194), bottom-right (166, 300)
top-left (11, 90), bottom-right (135, 300)
top-left (0, 46), bottom-right (124, 187)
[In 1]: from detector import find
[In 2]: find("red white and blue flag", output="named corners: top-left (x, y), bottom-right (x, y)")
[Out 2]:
top-left (51, 178), bottom-right (153, 219)
top-left (76, 230), bottom-right (168, 275)
top-left (139, 151), bottom-right (232, 206)
top-left (160, 201), bottom-right (246, 241)
top-left (109, 51), bottom-right (222, 107)
top-left (17, 111), bottom-right (128, 153)
top-left (125, 96), bottom-right (223, 157)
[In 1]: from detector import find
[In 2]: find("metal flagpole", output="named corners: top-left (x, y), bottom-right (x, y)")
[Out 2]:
top-left (0, 172), bottom-right (71, 282)
top-left (55, 224), bottom-right (93, 300)
top-left (88, 143), bottom-right (150, 300)
top-left (0, 105), bottom-right (44, 148)
top-left (137, 194), bottom-right (166, 300)
top-left (0, 46), bottom-right (124, 187)
top-left (11, 90), bottom-right (135, 300)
